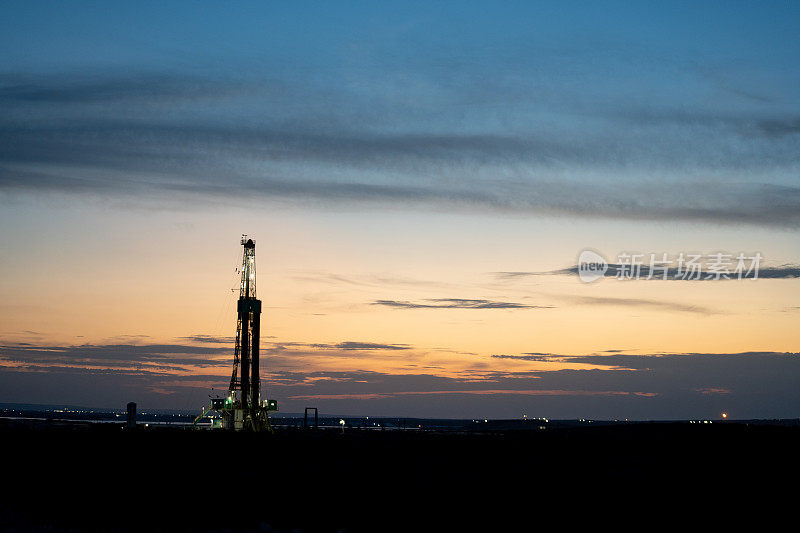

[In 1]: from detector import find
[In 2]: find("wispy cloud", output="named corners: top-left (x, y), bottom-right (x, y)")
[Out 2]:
top-left (258, 339), bottom-right (416, 359)
top-left (493, 353), bottom-right (567, 362)
top-left (311, 341), bottom-right (411, 351)
top-left (372, 298), bottom-right (553, 309)
top-left (291, 271), bottom-right (456, 290)
top-left (178, 334), bottom-right (235, 345)
top-left (560, 295), bottom-right (715, 314)
top-left (0, 343), bottom-right (231, 372)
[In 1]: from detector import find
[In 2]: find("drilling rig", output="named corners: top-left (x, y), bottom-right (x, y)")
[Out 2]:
top-left (196, 236), bottom-right (277, 431)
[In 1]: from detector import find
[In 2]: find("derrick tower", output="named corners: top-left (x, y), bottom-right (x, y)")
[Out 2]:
top-left (192, 236), bottom-right (277, 430)
top-left (226, 235), bottom-right (271, 431)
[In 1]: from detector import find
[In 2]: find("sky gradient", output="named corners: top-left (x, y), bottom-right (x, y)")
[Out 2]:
top-left (1, 1), bottom-right (799, 419)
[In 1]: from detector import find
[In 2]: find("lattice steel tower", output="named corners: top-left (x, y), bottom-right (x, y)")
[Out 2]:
top-left (227, 235), bottom-right (268, 431)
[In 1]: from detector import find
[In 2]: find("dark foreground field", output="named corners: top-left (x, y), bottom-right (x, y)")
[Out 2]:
top-left (1, 420), bottom-right (798, 532)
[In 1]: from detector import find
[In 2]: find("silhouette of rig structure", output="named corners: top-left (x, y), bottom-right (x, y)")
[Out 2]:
top-left (196, 236), bottom-right (277, 431)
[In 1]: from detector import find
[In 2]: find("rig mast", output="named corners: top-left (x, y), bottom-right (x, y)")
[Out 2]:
top-left (225, 236), bottom-right (271, 431)
top-left (193, 236), bottom-right (277, 430)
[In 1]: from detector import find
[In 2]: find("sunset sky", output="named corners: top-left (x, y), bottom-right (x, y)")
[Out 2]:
top-left (1, 1), bottom-right (799, 419)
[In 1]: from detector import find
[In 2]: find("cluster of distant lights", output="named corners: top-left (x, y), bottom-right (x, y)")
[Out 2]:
top-left (521, 415), bottom-right (549, 422)
top-left (38, 409), bottom-right (191, 417)
top-left (690, 413), bottom-right (728, 424)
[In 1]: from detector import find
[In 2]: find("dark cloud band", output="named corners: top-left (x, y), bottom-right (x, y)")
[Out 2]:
top-left (2, 71), bottom-right (800, 227)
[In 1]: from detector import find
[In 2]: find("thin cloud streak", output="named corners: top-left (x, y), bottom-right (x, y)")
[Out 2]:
top-left (560, 295), bottom-right (716, 314)
top-left (372, 298), bottom-right (553, 309)
top-left (178, 335), bottom-right (235, 345)
top-left (311, 341), bottom-right (411, 351)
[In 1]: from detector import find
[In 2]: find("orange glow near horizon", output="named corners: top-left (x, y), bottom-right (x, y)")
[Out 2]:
top-left (1, 206), bottom-right (798, 390)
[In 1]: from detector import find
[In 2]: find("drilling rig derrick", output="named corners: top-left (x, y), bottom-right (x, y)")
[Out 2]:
top-left (195, 236), bottom-right (277, 431)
